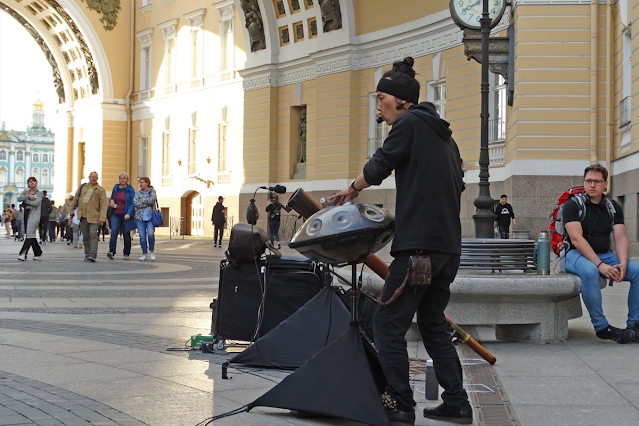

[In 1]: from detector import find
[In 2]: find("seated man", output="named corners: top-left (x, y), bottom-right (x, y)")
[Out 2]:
top-left (564, 164), bottom-right (639, 343)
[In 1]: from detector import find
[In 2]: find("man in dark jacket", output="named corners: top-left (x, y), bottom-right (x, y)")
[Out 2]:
top-left (494, 195), bottom-right (517, 239)
top-left (39, 190), bottom-right (52, 244)
top-left (331, 57), bottom-right (471, 425)
top-left (211, 196), bottom-right (226, 247)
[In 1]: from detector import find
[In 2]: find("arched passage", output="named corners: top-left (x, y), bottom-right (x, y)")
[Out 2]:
top-left (181, 190), bottom-right (204, 236)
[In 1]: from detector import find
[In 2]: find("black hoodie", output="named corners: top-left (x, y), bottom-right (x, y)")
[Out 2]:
top-left (363, 102), bottom-right (465, 255)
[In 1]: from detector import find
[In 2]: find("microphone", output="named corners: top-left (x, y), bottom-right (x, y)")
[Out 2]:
top-left (259, 185), bottom-right (287, 194)
top-left (376, 116), bottom-right (384, 124)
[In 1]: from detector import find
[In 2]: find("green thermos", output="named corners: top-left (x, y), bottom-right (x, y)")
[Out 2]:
top-left (534, 230), bottom-right (550, 275)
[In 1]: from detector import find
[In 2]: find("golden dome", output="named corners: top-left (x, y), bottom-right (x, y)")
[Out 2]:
top-left (33, 98), bottom-right (44, 111)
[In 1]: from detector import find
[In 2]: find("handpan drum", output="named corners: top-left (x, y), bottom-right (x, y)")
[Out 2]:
top-left (288, 203), bottom-right (395, 265)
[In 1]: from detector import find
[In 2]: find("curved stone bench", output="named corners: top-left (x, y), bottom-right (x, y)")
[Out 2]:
top-left (334, 269), bottom-right (583, 344)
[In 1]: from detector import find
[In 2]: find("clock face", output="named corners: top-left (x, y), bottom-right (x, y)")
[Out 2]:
top-left (450, 0), bottom-right (506, 30)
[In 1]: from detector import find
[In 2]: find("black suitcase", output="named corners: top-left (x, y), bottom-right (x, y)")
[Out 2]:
top-left (212, 255), bottom-right (330, 344)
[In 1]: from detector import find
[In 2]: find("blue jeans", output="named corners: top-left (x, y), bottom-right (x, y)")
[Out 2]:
top-left (109, 214), bottom-right (131, 256)
top-left (268, 220), bottom-right (280, 245)
top-left (16, 220), bottom-right (23, 239)
top-left (566, 250), bottom-right (639, 331)
top-left (136, 220), bottom-right (155, 254)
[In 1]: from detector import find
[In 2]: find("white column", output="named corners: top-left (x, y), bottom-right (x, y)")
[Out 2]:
top-left (8, 147), bottom-right (15, 183)
top-left (25, 147), bottom-right (31, 180)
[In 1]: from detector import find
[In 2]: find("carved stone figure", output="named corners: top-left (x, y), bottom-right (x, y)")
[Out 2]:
top-left (282, 28), bottom-right (289, 44)
top-left (276, 1), bottom-right (285, 15)
top-left (80, 0), bottom-right (121, 31)
top-left (297, 107), bottom-right (307, 164)
top-left (0, 2), bottom-right (66, 103)
top-left (296, 24), bottom-right (304, 40)
top-left (244, 4), bottom-right (266, 52)
top-left (318, 0), bottom-right (342, 32)
top-left (310, 19), bottom-right (317, 36)
top-left (291, 0), bottom-right (300, 11)
top-left (45, 1), bottom-right (100, 94)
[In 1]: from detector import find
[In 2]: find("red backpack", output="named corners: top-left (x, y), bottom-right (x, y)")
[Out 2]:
top-left (549, 186), bottom-right (584, 255)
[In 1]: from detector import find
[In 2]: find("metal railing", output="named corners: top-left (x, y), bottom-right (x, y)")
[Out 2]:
top-left (620, 96), bottom-right (631, 127)
top-left (217, 172), bottom-right (231, 185)
top-left (488, 116), bottom-right (506, 143)
top-left (279, 214), bottom-right (300, 241)
top-left (170, 216), bottom-right (185, 239)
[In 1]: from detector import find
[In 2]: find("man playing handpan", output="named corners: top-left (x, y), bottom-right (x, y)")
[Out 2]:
top-left (331, 57), bottom-right (472, 425)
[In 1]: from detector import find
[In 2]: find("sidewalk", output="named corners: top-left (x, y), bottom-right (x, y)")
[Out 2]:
top-left (0, 234), bottom-right (638, 425)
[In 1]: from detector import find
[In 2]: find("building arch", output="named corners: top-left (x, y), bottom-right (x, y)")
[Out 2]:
top-left (180, 190), bottom-right (205, 236)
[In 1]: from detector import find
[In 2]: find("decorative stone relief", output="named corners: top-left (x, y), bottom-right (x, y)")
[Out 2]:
top-left (44, 0), bottom-right (100, 95)
top-left (136, 29), bottom-right (153, 48)
top-left (217, 4), bottom-right (234, 22)
top-left (240, 0), bottom-right (266, 52)
top-left (79, 0), bottom-right (121, 31)
top-left (0, 2), bottom-right (65, 103)
top-left (297, 106), bottom-right (307, 164)
top-left (159, 19), bottom-right (178, 40)
top-left (186, 9), bottom-right (206, 30)
top-left (318, 0), bottom-right (341, 32)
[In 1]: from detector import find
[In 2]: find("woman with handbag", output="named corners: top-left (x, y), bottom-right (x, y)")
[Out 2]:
top-left (107, 172), bottom-right (136, 260)
top-left (133, 177), bottom-right (157, 261)
top-left (17, 177), bottom-right (43, 261)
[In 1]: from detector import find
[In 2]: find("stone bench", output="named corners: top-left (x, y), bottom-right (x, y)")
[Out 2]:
top-left (334, 269), bottom-right (583, 344)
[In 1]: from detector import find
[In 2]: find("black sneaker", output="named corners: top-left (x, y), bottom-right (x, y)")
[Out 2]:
top-left (387, 408), bottom-right (415, 426)
top-left (214, 244), bottom-right (217, 248)
top-left (626, 324), bottom-right (639, 342)
top-left (423, 403), bottom-right (473, 425)
top-left (596, 325), bottom-right (635, 344)
top-left (107, 252), bottom-right (114, 259)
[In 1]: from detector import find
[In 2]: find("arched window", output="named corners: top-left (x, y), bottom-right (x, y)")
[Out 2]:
top-left (16, 151), bottom-right (24, 162)
top-left (0, 150), bottom-right (6, 161)
top-left (41, 169), bottom-right (49, 187)
top-left (15, 168), bottom-right (24, 183)
top-left (51, 168), bottom-right (54, 183)
top-left (42, 153), bottom-right (49, 163)
top-left (0, 168), bottom-right (7, 184)
top-left (32, 152), bottom-right (40, 163)
top-left (32, 168), bottom-right (39, 181)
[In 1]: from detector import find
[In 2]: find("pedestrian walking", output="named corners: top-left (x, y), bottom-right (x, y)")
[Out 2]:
top-left (17, 177), bottom-right (43, 261)
top-left (68, 171), bottom-right (108, 262)
top-left (10, 204), bottom-right (17, 238)
top-left (38, 190), bottom-right (52, 244)
top-left (211, 196), bottom-right (226, 248)
top-left (15, 206), bottom-right (24, 241)
top-left (48, 201), bottom-right (59, 242)
top-left (2, 207), bottom-right (12, 237)
top-left (133, 177), bottom-right (157, 261)
top-left (71, 209), bottom-right (82, 248)
top-left (107, 172), bottom-right (135, 260)
top-left (331, 57), bottom-right (472, 425)
top-left (265, 193), bottom-right (289, 249)
top-left (494, 195), bottom-right (517, 239)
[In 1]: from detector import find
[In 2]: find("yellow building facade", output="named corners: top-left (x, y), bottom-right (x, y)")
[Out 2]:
top-left (3, 0), bottom-right (637, 253)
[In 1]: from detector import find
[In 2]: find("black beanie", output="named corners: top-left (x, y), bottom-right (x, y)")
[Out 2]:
top-left (376, 57), bottom-right (420, 105)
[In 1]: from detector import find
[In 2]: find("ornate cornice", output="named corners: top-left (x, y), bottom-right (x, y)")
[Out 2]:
top-left (136, 28), bottom-right (154, 48)
top-left (159, 19), bottom-right (179, 40)
top-left (215, 1), bottom-right (234, 22)
top-left (185, 9), bottom-right (206, 30)
top-left (0, 2), bottom-right (65, 104)
top-left (44, 0), bottom-right (100, 95)
top-left (131, 106), bottom-right (154, 122)
top-left (78, 0), bottom-right (121, 31)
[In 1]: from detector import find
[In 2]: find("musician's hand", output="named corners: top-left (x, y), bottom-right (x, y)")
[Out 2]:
top-left (330, 186), bottom-right (359, 204)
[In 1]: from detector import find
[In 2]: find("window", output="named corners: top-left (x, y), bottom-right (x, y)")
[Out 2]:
top-left (41, 169), bottom-right (49, 187)
top-left (191, 31), bottom-right (199, 78)
top-left (165, 38), bottom-right (175, 85)
top-left (162, 133), bottom-right (172, 175)
top-left (0, 168), bottom-right (7, 184)
top-left (32, 152), bottom-right (39, 163)
top-left (218, 125), bottom-right (228, 172)
top-left (52, 154), bottom-right (54, 163)
top-left (42, 153), bottom-right (49, 163)
top-left (16, 151), bottom-right (24, 162)
top-left (142, 0), bottom-right (151, 5)
top-left (0, 150), bottom-right (7, 161)
top-left (221, 19), bottom-right (234, 71)
top-left (15, 168), bottom-right (24, 184)
top-left (368, 93), bottom-right (389, 156)
top-left (139, 136), bottom-right (149, 178)
top-left (142, 47), bottom-right (151, 90)
top-left (188, 129), bottom-right (197, 174)
top-left (432, 82), bottom-right (446, 119)
top-left (489, 72), bottom-right (507, 143)
top-left (32, 168), bottom-right (39, 179)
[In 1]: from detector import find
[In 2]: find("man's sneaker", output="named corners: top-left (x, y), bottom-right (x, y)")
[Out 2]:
top-left (595, 325), bottom-right (635, 344)
top-left (18, 253), bottom-right (26, 261)
top-left (149, 253), bottom-right (156, 261)
top-left (33, 255), bottom-right (42, 260)
top-left (626, 324), bottom-right (639, 342)
top-left (123, 255), bottom-right (130, 260)
top-left (107, 252), bottom-right (114, 259)
top-left (139, 255), bottom-right (147, 261)
top-left (214, 244), bottom-right (217, 248)
top-left (84, 258), bottom-right (91, 262)
top-left (88, 257), bottom-right (96, 263)
top-left (423, 403), bottom-right (473, 425)
top-left (387, 408), bottom-right (415, 425)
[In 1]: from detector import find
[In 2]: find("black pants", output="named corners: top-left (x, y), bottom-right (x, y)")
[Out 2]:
top-left (20, 214), bottom-right (42, 257)
top-left (499, 225), bottom-right (510, 239)
top-left (38, 217), bottom-right (48, 241)
top-left (213, 224), bottom-right (224, 244)
top-left (373, 251), bottom-right (468, 411)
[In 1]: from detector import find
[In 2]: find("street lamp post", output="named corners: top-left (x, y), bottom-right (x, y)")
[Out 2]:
top-left (472, 0), bottom-right (495, 238)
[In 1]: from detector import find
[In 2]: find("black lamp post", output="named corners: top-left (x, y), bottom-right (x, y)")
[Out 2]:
top-left (472, 0), bottom-right (495, 238)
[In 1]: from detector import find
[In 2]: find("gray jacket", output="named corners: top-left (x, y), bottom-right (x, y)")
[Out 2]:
top-left (133, 187), bottom-right (157, 222)
top-left (17, 189), bottom-right (42, 239)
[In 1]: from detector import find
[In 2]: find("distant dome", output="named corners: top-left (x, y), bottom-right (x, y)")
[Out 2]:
top-left (33, 98), bottom-right (44, 111)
